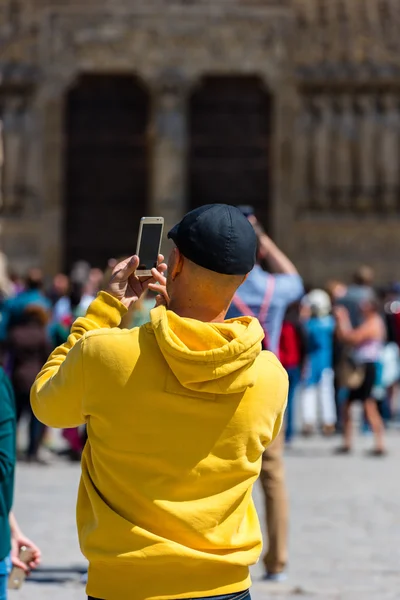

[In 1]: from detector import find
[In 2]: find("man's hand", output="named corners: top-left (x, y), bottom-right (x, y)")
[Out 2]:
top-left (148, 266), bottom-right (169, 308)
top-left (11, 531), bottom-right (41, 572)
top-left (106, 255), bottom-right (167, 309)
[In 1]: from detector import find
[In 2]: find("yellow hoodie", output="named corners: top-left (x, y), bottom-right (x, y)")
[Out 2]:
top-left (31, 292), bottom-right (288, 600)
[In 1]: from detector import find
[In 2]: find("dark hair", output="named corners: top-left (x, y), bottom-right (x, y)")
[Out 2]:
top-left (353, 265), bottom-right (374, 286)
top-left (23, 304), bottom-right (50, 326)
top-left (69, 281), bottom-right (85, 312)
top-left (360, 291), bottom-right (380, 313)
top-left (25, 268), bottom-right (44, 291)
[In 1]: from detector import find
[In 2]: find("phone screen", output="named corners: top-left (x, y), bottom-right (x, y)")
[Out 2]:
top-left (138, 224), bottom-right (163, 271)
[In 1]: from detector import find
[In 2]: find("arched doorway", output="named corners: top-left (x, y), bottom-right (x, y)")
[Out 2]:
top-left (188, 76), bottom-right (272, 229)
top-left (64, 74), bottom-right (150, 269)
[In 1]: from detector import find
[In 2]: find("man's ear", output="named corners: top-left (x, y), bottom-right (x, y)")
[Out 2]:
top-left (171, 248), bottom-right (184, 281)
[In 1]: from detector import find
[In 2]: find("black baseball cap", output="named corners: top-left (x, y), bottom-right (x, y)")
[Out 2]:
top-left (168, 204), bottom-right (257, 275)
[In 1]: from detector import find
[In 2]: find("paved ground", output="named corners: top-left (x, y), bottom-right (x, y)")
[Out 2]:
top-left (11, 430), bottom-right (400, 600)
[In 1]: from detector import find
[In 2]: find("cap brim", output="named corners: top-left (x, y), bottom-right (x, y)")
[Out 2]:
top-left (167, 223), bottom-right (179, 242)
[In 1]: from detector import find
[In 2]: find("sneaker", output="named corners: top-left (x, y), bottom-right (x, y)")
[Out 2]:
top-left (334, 446), bottom-right (352, 455)
top-left (301, 425), bottom-right (314, 437)
top-left (263, 571), bottom-right (288, 583)
top-left (366, 448), bottom-right (387, 457)
top-left (322, 424), bottom-right (336, 437)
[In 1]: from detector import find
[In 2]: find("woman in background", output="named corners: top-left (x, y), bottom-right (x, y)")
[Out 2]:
top-left (7, 305), bottom-right (52, 463)
top-left (335, 292), bottom-right (386, 455)
top-left (301, 290), bottom-right (337, 436)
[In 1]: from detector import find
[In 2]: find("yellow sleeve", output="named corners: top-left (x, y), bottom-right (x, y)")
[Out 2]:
top-left (259, 353), bottom-right (289, 449)
top-left (30, 292), bottom-right (127, 428)
top-left (269, 370), bottom-right (288, 446)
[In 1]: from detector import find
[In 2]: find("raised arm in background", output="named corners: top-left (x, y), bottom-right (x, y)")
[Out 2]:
top-left (249, 216), bottom-right (299, 275)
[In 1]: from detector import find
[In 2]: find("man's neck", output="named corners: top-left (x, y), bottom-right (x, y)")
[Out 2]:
top-left (168, 301), bottom-right (227, 323)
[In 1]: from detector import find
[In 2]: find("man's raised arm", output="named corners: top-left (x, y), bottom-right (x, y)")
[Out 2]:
top-left (31, 291), bottom-right (127, 428)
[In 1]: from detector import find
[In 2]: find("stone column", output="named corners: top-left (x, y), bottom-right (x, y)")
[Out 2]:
top-left (0, 120), bottom-right (3, 210)
top-left (23, 102), bottom-right (42, 217)
top-left (357, 95), bottom-right (377, 211)
top-left (312, 95), bottom-right (334, 210)
top-left (333, 94), bottom-right (355, 210)
top-left (37, 82), bottom-right (68, 276)
top-left (0, 94), bottom-right (44, 275)
top-left (379, 94), bottom-right (400, 211)
top-left (1, 96), bottom-right (26, 214)
top-left (294, 96), bottom-right (314, 211)
top-left (266, 79), bottom-right (298, 254)
top-left (149, 76), bottom-right (189, 241)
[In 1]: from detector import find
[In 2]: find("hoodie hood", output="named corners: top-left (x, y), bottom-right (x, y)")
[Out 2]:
top-left (150, 305), bottom-right (264, 395)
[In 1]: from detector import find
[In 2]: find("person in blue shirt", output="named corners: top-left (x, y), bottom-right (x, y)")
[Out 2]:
top-left (227, 218), bottom-right (304, 355)
top-left (300, 290), bottom-right (337, 435)
top-left (0, 269), bottom-right (51, 342)
top-left (226, 213), bottom-right (304, 582)
top-left (0, 367), bottom-right (41, 599)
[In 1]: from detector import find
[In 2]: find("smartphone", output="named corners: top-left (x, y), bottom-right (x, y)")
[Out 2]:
top-left (135, 217), bottom-right (164, 277)
top-left (8, 546), bottom-right (34, 590)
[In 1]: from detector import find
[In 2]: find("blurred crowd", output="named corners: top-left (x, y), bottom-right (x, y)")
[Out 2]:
top-left (0, 251), bottom-right (399, 464)
top-left (0, 255), bottom-right (154, 464)
top-left (281, 266), bottom-right (400, 454)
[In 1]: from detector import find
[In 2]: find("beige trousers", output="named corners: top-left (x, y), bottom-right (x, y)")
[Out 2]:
top-left (259, 430), bottom-right (288, 574)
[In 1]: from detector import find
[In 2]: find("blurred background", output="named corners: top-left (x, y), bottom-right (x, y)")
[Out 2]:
top-left (1, 0), bottom-right (400, 282)
top-left (1, 1), bottom-right (400, 600)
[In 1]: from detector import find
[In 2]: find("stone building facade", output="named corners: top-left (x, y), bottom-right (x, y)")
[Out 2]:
top-left (0, 0), bottom-right (399, 283)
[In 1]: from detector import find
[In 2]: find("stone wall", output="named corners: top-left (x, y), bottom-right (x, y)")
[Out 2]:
top-left (0, 0), bottom-right (398, 284)
top-left (0, 0), bottom-right (294, 275)
top-left (291, 217), bottom-right (400, 286)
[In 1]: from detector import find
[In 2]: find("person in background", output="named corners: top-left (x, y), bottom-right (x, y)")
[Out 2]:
top-left (47, 273), bottom-right (70, 306)
top-left (326, 280), bottom-right (351, 431)
top-left (335, 292), bottom-right (387, 455)
top-left (326, 280), bottom-right (348, 305)
top-left (121, 292), bottom-right (155, 329)
top-left (51, 278), bottom-right (92, 461)
top-left (228, 214), bottom-right (304, 356)
top-left (227, 210), bottom-right (304, 582)
top-left (31, 204), bottom-right (288, 600)
top-left (337, 266), bottom-right (375, 328)
top-left (300, 290), bottom-right (337, 436)
top-left (6, 305), bottom-right (53, 463)
top-left (53, 273), bottom-right (94, 326)
top-left (380, 285), bottom-right (400, 416)
top-left (8, 273), bottom-right (24, 298)
top-left (53, 265), bottom-right (103, 461)
top-left (0, 365), bottom-right (41, 600)
top-left (86, 268), bottom-right (104, 298)
top-left (279, 303), bottom-right (306, 444)
top-left (382, 284), bottom-right (400, 350)
top-left (0, 269), bottom-right (51, 342)
top-left (0, 253), bottom-right (13, 308)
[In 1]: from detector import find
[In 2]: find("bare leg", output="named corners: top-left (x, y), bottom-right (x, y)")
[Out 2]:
top-left (364, 398), bottom-right (386, 452)
top-left (342, 400), bottom-right (352, 450)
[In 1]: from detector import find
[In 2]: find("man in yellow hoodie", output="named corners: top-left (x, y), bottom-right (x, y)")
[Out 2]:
top-left (31, 204), bottom-right (288, 600)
